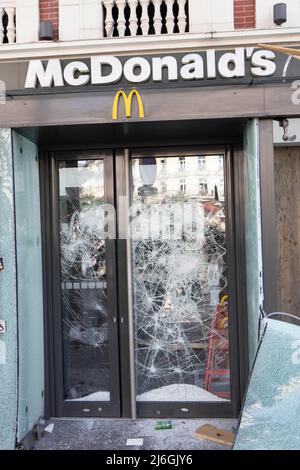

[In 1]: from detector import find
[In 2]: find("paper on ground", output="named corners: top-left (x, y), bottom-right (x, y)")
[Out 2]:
top-left (44, 423), bottom-right (55, 433)
top-left (126, 438), bottom-right (144, 446)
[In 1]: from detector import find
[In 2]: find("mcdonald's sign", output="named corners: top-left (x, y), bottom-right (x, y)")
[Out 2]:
top-left (112, 89), bottom-right (145, 120)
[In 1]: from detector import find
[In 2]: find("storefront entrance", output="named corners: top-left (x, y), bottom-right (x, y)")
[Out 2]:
top-left (41, 144), bottom-right (244, 419)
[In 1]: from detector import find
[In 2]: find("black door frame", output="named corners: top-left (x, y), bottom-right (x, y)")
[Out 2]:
top-left (40, 143), bottom-right (248, 420)
top-left (123, 145), bottom-right (245, 419)
top-left (41, 149), bottom-right (121, 418)
top-left (259, 120), bottom-right (278, 314)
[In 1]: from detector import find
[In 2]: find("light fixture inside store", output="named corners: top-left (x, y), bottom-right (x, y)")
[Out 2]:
top-left (273, 3), bottom-right (287, 26)
top-left (139, 158), bottom-right (157, 186)
top-left (39, 21), bottom-right (54, 41)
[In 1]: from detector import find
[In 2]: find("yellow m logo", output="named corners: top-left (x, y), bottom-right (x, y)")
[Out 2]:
top-left (112, 89), bottom-right (145, 120)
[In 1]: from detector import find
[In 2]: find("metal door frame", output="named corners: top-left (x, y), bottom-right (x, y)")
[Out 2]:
top-left (41, 143), bottom-right (248, 420)
top-left (41, 149), bottom-right (121, 418)
top-left (116, 144), bottom-right (248, 419)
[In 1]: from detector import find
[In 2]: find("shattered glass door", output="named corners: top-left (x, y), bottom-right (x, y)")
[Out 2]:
top-left (130, 154), bottom-right (231, 405)
top-left (57, 156), bottom-right (119, 415)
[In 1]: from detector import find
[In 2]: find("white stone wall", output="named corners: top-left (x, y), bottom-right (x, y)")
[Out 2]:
top-left (60, 0), bottom-right (235, 41)
top-left (15, 0), bottom-right (39, 43)
top-left (0, 0), bottom-right (39, 44)
top-left (59, 0), bottom-right (103, 41)
top-left (189, 0), bottom-right (234, 34)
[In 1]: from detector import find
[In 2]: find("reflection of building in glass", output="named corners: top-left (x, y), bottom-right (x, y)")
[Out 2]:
top-left (179, 156), bottom-right (186, 170)
top-left (59, 161), bottom-right (105, 200)
top-left (179, 179), bottom-right (186, 194)
top-left (199, 178), bottom-right (208, 196)
top-left (132, 156), bottom-right (225, 201)
top-left (198, 156), bottom-right (206, 170)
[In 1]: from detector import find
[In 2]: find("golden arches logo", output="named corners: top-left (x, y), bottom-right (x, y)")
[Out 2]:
top-left (112, 89), bottom-right (145, 120)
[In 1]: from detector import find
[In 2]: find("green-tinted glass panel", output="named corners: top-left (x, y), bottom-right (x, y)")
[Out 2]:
top-left (234, 319), bottom-right (300, 450)
top-left (13, 131), bottom-right (44, 442)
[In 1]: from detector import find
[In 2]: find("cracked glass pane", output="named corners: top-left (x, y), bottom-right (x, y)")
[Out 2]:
top-left (234, 318), bottom-right (300, 450)
top-left (59, 159), bottom-right (110, 402)
top-left (131, 155), bottom-right (231, 402)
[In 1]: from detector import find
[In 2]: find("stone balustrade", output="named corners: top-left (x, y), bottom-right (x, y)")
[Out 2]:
top-left (103, 0), bottom-right (189, 38)
top-left (0, 2), bottom-right (16, 44)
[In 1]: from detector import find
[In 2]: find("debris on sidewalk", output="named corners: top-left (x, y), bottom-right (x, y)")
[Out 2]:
top-left (195, 424), bottom-right (235, 446)
top-left (126, 438), bottom-right (144, 447)
top-left (155, 421), bottom-right (172, 430)
top-left (44, 423), bottom-right (55, 434)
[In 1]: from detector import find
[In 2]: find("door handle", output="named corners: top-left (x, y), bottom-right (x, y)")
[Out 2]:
top-left (113, 317), bottom-right (125, 324)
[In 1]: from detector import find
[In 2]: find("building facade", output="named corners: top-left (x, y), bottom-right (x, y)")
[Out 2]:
top-left (0, 0), bottom-right (300, 449)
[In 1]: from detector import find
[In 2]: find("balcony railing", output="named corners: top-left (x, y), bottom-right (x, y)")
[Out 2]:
top-left (0, 3), bottom-right (16, 44)
top-left (0, 0), bottom-right (245, 47)
top-left (3, 0), bottom-right (298, 49)
top-left (103, 0), bottom-right (189, 38)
